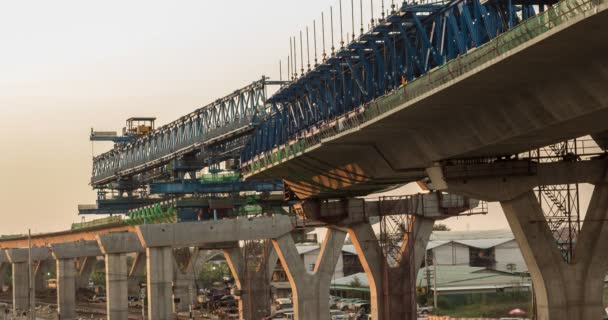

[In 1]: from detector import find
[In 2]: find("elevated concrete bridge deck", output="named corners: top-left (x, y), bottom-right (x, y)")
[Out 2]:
top-left (244, 0), bottom-right (608, 199)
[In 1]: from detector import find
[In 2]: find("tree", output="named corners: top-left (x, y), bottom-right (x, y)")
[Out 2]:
top-left (90, 271), bottom-right (105, 286)
top-left (349, 276), bottom-right (363, 288)
top-left (433, 224), bottom-right (451, 231)
top-left (198, 262), bottom-right (231, 288)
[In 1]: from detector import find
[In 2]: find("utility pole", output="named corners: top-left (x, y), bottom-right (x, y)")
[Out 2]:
top-left (28, 229), bottom-right (35, 320)
top-left (424, 251), bottom-right (432, 302)
top-left (433, 254), bottom-right (438, 309)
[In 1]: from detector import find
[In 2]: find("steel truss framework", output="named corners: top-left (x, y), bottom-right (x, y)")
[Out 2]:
top-left (531, 140), bottom-right (581, 263)
top-left (242, 0), bottom-right (555, 163)
top-left (91, 78), bottom-right (271, 187)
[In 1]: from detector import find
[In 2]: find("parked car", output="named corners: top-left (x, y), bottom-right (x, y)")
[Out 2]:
top-left (337, 298), bottom-right (358, 310)
top-left (348, 299), bottom-right (369, 311)
top-left (220, 295), bottom-right (237, 308)
top-left (330, 309), bottom-right (347, 319)
top-left (263, 308), bottom-right (294, 320)
top-left (92, 293), bottom-right (106, 303)
top-left (355, 302), bottom-right (371, 313)
top-left (275, 298), bottom-right (293, 311)
top-left (417, 304), bottom-right (434, 315)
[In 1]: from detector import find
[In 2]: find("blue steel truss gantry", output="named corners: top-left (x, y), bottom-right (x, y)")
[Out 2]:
top-left (242, 0), bottom-right (552, 163)
top-left (91, 77), bottom-right (279, 188)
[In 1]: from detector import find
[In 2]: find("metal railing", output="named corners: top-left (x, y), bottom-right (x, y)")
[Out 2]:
top-left (243, 0), bottom-right (606, 176)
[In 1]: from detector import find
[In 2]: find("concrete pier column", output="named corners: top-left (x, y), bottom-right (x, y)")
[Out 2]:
top-left (224, 242), bottom-right (278, 320)
top-left (272, 229), bottom-right (346, 320)
top-left (500, 186), bottom-right (608, 320)
top-left (0, 262), bottom-right (9, 293)
top-left (97, 232), bottom-right (145, 320)
top-left (12, 262), bottom-right (29, 312)
top-left (427, 159), bottom-right (608, 320)
top-left (105, 253), bottom-right (128, 320)
top-left (172, 247), bottom-right (199, 313)
top-left (348, 217), bottom-right (434, 320)
top-left (135, 216), bottom-right (293, 319)
top-left (146, 246), bottom-right (174, 320)
top-left (56, 259), bottom-right (77, 320)
top-left (6, 247), bottom-right (52, 313)
top-left (51, 240), bottom-right (102, 320)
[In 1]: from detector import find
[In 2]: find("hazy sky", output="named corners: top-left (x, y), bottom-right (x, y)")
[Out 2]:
top-left (0, 1), bottom-right (593, 235)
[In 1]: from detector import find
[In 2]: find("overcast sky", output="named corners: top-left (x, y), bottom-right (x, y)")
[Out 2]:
top-left (0, 0), bottom-right (593, 235)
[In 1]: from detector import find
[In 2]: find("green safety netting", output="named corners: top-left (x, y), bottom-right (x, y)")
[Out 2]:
top-left (125, 204), bottom-right (177, 226)
top-left (199, 172), bottom-right (241, 184)
top-left (71, 216), bottom-right (123, 230)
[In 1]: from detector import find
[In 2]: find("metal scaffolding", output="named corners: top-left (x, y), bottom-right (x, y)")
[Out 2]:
top-left (531, 140), bottom-right (581, 263)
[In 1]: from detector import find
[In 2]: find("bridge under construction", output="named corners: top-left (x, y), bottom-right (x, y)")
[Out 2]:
top-left (0, 0), bottom-right (607, 319)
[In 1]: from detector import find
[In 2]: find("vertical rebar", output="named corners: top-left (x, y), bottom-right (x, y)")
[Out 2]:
top-left (293, 36), bottom-right (298, 78)
top-left (381, 0), bottom-right (385, 19)
top-left (370, 0), bottom-right (375, 27)
top-left (351, 0), bottom-right (356, 41)
top-left (306, 27), bottom-right (311, 71)
top-left (360, 0), bottom-right (364, 34)
top-left (339, 0), bottom-right (344, 47)
top-left (289, 38), bottom-right (293, 80)
top-left (299, 31), bottom-right (304, 75)
top-left (279, 60), bottom-right (282, 82)
top-left (287, 56), bottom-right (291, 81)
top-left (330, 6), bottom-right (335, 55)
top-left (313, 20), bottom-right (319, 65)
top-left (322, 12), bottom-right (327, 61)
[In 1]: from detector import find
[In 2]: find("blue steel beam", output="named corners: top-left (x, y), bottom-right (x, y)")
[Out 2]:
top-left (91, 77), bottom-right (273, 187)
top-left (150, 180), bottom-right (284, 195)
top-left (78, 198), bottom-right (160, 215)
top-left (241, 0), bottom-right (552, 164)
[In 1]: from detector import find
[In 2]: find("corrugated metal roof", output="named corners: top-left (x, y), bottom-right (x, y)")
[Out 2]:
top-left (296, 244), bottom-right (361, 255)
top-left (331, 272), bottom-right (369, 287)
top-left (430, 229), bottom-right (513, 241)
top-left (452, 238), bottom-right (514, 249)
top-left (342, 245), bottom-right (358, 255)
top-left (416, 266), bottom-right (526, 288)
top-left (330, 266), bottom-right (530, 293)
top-left (426, 240), bottom-right (450, 250)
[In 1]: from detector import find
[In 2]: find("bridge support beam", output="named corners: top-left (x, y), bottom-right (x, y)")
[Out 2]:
top-left (97, 232), bottom-right (145, 320)
top-left (51, 240), bottom-right (103, 320)
top-left (12, 262), bottom-right (29, 312)
top-left (0, 262), bottom-right (9, 293)
top-left (347, 218), bottom-right (434, 320)
top-left (146, 247), bottom-right (174, 320)
top-left (427, 159), bottom-right (608, 320)
top-left (56, 259), bottom-right (77, 320)
top-left (105, 253), bottom-right (128, 320)
top-left (224, 242), bottom-right (277, 320)
top-left (273, 229), bottom-right (346, 320)
top-left (6, 247), bottom-right (52, 314)
top-left (501, 190), bottom-right (608, 320)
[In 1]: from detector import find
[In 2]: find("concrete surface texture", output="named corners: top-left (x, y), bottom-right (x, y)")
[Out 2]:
top-left (431, 159), bottom-right (608, 320)
top-left (246, 2), bottom-right (608, 199)
top-left (136, 215), bottom-right (293, 248)
top-left (273, 229), bottom-right (346, 320)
